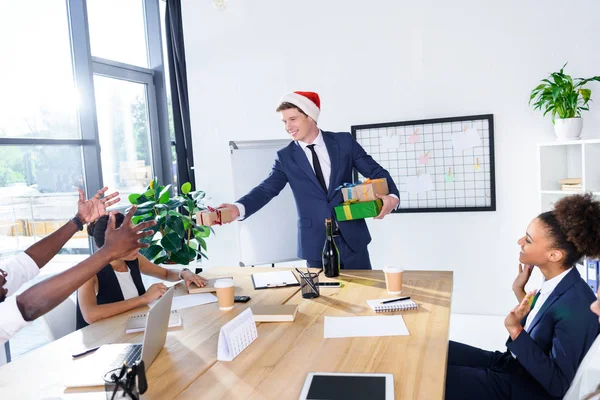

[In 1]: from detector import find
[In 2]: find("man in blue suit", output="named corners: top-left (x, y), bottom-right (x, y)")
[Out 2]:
top-left (220, 91), bottom-right (399, 270)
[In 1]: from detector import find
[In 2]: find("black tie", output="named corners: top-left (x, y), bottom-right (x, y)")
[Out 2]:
top-left (307, 144), bottom-right (327, 192)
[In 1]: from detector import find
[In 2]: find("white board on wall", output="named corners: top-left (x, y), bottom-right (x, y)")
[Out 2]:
top-left (230, 139), bottom-right (299, 266)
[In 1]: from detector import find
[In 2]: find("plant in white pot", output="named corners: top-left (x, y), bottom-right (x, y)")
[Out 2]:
top-left (530, 63), bottom-right (600, 140)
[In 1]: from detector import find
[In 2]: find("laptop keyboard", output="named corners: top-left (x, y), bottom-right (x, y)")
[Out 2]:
top-left (109, 344), bottom-right (142, 369)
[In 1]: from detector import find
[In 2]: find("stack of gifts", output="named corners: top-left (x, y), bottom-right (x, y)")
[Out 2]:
top-left (334, 178), bottom-right (389, 221)
top-left (196, 206), bottom-right (235, 226)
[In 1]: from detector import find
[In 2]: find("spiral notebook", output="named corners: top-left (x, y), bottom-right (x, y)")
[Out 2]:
top-left (125, 310), bottom-right (182, 333)
top-left (367, 298), bottom-right (418, 313)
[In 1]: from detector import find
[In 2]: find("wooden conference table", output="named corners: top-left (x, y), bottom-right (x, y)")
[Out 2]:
top-left (0, 268), bottom-right (453, 399)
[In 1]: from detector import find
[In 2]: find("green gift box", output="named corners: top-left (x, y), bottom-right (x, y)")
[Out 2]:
top-left (334, 199), bottom-right (383, 221)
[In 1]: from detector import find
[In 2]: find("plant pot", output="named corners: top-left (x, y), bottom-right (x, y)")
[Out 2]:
top-left (553, 117), bottom-right (583, 140)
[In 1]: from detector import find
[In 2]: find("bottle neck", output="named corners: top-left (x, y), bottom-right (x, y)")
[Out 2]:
top-left (325, 221), bottom-right (333, 239)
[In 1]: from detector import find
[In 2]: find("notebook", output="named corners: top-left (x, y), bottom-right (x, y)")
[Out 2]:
top-left (126, 310), bottom-right (182, 333)
top-left (251, 270), bottom-right (300, 290)
top-left (188, 276), bottom-right (234, 294)
top-left (251, 304), bottom-right (298, 322)
top-left (367, 298), bottom-right (418, 313)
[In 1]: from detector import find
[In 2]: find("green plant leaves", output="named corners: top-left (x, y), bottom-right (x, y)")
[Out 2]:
top-left (194, 225), bottom-right (211, 238)
top-left (167, 217), bottom-right (185, 239)
top-left (128, 193), bottom-right (141, 205)
top-left (530, 64), bottom-right (600, 121)
top-left (161, 232), bottom-right (182, 253)
top-left (140, 244), bottom-right (163, 261)
top-left (127, 177), bottom-right (212, 264)
top-left (158, 184), bottom-right (172, 204)
top-left (169, 244), bottom-right (196, 265)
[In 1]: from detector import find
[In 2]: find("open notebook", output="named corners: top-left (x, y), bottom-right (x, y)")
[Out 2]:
top-left (126, 310), bottom-right (182, 333)
top-left (367, 298), bottom-right (418, 313)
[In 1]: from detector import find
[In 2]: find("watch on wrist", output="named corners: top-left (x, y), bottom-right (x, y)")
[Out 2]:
top-left (178, 268), bottom-right (191, 280)
top-left (71, 215), bottom-right (84, 231)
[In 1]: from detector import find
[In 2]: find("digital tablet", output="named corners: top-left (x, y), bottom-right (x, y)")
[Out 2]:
top-left (298, 372), bottom-right (394, 400)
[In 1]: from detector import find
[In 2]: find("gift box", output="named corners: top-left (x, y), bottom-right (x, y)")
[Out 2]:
top-left (337, 178), bottom-right (389, 202)
top-left (196, 207), bottom-right (234, 226)
top-left (334, 199), bottom-right (383, 222)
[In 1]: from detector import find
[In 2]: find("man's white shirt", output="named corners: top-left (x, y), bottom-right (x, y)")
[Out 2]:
top-left (0, 253), bottom-right (39, 343)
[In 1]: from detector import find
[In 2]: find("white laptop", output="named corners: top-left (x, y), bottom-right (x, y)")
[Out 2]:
top-left (65, 286), bottom-right (175, 388)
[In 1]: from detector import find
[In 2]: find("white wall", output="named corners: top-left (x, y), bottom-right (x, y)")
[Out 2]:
top-left (181, 0), bottom-right (600, 315)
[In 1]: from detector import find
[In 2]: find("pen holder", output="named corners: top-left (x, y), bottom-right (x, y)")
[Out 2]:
top-left (301, 272), bottom-right (320, 299)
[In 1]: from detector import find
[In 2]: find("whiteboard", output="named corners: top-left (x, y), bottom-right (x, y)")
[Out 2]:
top-left (230, 140), bottom-right (299, 266)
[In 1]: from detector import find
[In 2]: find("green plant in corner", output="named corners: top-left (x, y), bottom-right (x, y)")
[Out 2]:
top-left (128, 178), bottom-right (212, 265)
top-left (529, 63), bottom-right (600, 123)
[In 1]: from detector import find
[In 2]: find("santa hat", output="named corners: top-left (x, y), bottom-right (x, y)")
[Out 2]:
top-left (278, 91), bottom-right (321, 122)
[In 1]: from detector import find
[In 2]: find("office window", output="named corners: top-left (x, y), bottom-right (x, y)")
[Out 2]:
top-left (0, 146), bottom-right (85, 255)
top-left (87, 0), bottom-right (149, 67)
top-left (0, 0), bottom-right (79, 139)
top-left (94, 75), bottom-right (154, 199)
top-left (1, 0), bottom-right (182, 361)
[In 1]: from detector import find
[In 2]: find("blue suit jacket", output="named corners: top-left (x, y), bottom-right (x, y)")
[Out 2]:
top-left (505, 268), bottom-right (599, 399)
top-left (236, 131), bottom-right (399, 261)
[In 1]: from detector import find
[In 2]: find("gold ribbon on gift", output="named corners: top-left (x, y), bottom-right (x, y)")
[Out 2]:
top-left (341, 199), bottom-right (358, 220)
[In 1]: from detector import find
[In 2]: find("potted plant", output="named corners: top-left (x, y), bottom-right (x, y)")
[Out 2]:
top-left (530, 63), bottom-right (600, 140)
top-left (128, 178), bottom-right (212, 265)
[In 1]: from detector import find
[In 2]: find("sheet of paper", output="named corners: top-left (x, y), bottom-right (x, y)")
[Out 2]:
top-left (324, 316), bottom-right (409, 338)
top-left (252, 270), bottom-right (298, 288)
top-left (406, 173), bottom-right (434, 194)
top-left (451, 127), bottom-right (481, 153)
top-left (151, 293), bottom-right (217, 311)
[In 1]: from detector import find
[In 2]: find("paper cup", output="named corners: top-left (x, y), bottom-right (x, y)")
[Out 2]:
top-left (384, 266), bottom-right (404, 295)
top-left (214, 278), bottom-right (235, 310)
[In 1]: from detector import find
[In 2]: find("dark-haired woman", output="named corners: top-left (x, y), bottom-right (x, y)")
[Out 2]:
top-left (445, 193), bottom-right (600, 400)
top-left (76, 213), bottom-right (208, 329)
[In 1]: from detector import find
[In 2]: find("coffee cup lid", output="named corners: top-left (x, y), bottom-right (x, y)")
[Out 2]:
top-left (214, 278), bottom-right (235, 288)
top-left (383, 266), bottom-right (404, 273)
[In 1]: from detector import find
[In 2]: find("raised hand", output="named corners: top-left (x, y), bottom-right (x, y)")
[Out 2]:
top-left (102, 207), bottom-right (155, 260)
top-left (76, 187), bottom-right (120, 224)
top-left (504, 290), bottom-right (536, 339)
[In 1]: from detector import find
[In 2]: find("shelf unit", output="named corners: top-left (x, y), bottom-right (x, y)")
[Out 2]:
top-left (538, 139), bottom-right (600, 291)
top-left (538, 139), bottom-right (600, 212)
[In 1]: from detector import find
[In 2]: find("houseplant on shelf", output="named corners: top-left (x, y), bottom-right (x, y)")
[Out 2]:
top-left (128, 178), bottom-right (212, 266)
top-left (530, 63), bottom-right (600, 140)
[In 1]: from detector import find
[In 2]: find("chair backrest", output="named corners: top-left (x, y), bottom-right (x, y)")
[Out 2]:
top-left (41, 295), bottom-right (77, 341)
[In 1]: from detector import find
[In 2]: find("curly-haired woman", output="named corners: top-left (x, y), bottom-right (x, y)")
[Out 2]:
top-left (445, 193), bottom-right (600, 400)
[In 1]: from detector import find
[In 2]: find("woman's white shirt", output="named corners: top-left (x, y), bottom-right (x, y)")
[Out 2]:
top-left (113, 269), bottom-right (139, 300)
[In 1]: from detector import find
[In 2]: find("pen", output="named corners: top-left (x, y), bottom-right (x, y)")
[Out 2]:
top-left (381, 296), bottom-right (411, 304)
top-left (72, 346), bottom-right (100, 358)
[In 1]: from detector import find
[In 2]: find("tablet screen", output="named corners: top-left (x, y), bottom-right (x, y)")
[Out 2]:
top-left (304, 374), bottom-right (389, 400)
